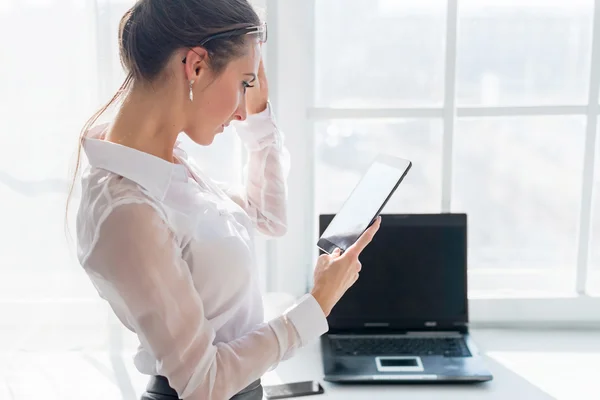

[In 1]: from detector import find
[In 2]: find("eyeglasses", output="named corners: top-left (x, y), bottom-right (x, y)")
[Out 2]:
top-left (182, 22), bottom-right (267, 64)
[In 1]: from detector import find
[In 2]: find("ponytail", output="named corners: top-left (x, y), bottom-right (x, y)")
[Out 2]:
top-left (64, 72), bottom-right (133, 237)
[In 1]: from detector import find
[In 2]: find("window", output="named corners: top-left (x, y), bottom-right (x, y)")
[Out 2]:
top-left (0, 0), bottom-right (130, 357)
top-left (453, 117), bottom-right (585, 297)
top-left (0, 1), bottom-right (108, 305)
top-left (272, 0), bottom-right (600, 322)
top-left (590, 124), bottom-right (600, 295)
top-left (457, 0), bottom-right (593, 106)
top-left (315, 0), bottom-right (447, 107)
top-left (315, 120), bottom-right (443, 213)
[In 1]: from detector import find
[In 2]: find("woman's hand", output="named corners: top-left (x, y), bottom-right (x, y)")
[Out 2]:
top-left (310, 217), bottom-right (382, 317)
top-left (246, 57), bottom-right (269, 115)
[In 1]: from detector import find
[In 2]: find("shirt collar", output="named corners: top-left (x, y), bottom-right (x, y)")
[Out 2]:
top-left (82, 123), bottom-right (188, 200)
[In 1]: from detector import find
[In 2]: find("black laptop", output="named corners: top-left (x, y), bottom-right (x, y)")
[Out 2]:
top-left (319, 213), bottom-right (493, 383)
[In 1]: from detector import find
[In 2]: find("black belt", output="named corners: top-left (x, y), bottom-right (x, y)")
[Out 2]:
top-left (145, 375), bottom-right (263, 399)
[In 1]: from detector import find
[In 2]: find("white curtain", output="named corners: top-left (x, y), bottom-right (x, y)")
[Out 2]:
top-left (0, 0), bottom-right (269, 397)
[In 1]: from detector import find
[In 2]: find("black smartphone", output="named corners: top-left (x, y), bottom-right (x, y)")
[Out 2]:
top-left (263, 381), bottom-right (324, 399)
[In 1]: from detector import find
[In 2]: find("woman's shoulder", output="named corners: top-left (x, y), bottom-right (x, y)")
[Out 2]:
top-left (76, 168), bottom-right (168, 251)
top-left (81, 166), bottom-right (160, 208)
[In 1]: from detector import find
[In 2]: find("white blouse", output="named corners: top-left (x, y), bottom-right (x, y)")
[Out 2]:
top-left (76, 105), bottom-right (328, 400)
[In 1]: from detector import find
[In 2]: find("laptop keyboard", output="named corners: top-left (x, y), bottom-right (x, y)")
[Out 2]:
top-left (331, 336), bottom-right (472, 357)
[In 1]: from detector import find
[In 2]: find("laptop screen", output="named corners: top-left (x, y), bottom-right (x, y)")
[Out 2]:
top-left (319, 213), bottom-right (468, 331)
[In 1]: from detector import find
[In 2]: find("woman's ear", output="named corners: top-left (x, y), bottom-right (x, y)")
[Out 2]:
top-left (184, 47), bottom-right (209, 82)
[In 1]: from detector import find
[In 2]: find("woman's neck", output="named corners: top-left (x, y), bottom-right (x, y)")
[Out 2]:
top-left (106, 85), bottom-right (184, 163)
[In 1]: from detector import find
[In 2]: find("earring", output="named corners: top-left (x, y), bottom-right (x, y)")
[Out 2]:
top-left (189, 80), bottom-right (195, 102)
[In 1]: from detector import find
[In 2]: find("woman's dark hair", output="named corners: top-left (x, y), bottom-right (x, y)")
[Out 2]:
top-left (65, 0), bottom-right (260, 229)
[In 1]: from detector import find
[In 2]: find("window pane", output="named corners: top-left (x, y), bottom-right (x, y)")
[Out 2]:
top-left (314, 0), bottom-right (446, 107)
top-left (0, 2), bottom-right (111, 301)
top-left (589, 125), bottom-right (600, 295)
top-left (457, 0), bottom-right (593, 106)
top-left (452, 117), bottom-right (585, 297)
top-left (315, 120), bottom-right (442, 214)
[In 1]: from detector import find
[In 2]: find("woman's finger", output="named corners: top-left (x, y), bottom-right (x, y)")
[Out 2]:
top-left (345, 216), bottom-right (381, 258)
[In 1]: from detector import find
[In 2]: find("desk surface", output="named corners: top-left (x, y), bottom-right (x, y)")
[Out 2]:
top-left (262, 329), bottom-right (600, 399)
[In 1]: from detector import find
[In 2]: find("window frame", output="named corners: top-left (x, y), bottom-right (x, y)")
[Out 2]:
top-left (268, 0), bottom-right (600, 326)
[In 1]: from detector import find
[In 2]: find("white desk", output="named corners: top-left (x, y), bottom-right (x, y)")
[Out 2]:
top-left (262, 329), bottom-right (600, 399)
top-left (1, 294), bottom-right (598, 399)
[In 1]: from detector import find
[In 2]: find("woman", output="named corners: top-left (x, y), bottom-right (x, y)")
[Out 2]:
top-left (68, 1), bottom-right (381, 399)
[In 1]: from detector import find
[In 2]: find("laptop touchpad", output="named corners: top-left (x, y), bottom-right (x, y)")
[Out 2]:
top-left (381, 358), bottom-right (417, 367)
top-left (376, 356), bottom-right (424, 372)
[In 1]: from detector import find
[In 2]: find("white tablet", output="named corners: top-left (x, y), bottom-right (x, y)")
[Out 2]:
top-left (317, 154), bottom-right (412, 254)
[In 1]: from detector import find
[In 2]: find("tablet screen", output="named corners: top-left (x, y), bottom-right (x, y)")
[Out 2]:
top-left (317, 155), bottom-right (412, 254)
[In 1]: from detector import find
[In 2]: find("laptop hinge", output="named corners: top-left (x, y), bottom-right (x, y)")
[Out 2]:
top-left (327, 322), bottom-right (469, 335)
